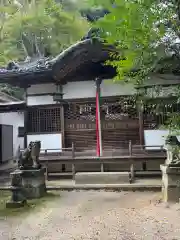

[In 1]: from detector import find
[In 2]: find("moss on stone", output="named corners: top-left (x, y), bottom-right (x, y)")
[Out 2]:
top-left (0, 190), bottom-right (59, 217)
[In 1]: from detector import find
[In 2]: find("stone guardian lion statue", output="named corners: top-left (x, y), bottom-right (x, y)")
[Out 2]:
top-left (165, 135), bottom-right (180, 166)
top-left (18, 141), bottom-right (41, 170)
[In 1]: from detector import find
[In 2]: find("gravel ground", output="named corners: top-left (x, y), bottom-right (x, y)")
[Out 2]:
top-left (1, 191), bottom-right (180, 240)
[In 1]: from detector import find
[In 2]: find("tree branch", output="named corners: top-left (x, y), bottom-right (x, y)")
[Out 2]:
top-left (21, 36), bottom-right (29, 59)
top-left (34, 34), bottom-right (42, 57)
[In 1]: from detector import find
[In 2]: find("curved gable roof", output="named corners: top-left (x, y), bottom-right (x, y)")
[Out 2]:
top-left (0, 39), bottom-right (116, 86)
top-left (52, 39), bottom-right (116, 82)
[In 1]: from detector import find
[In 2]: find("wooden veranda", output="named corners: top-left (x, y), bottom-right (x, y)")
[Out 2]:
top-left (38, 142), bottom-right (166, 181)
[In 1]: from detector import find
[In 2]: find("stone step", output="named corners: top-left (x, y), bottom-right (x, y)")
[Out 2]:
top-left (48, 170), bottom-right (161, 176)
top-left (48, 172), bottom-right (73, 176)
top-left (47, 184), bottom-right (161, 191)
top-left (75, 172), bottom-right (130, 184)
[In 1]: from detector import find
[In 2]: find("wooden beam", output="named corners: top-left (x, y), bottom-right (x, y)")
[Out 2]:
top-left (39, 155), bottom-right (165, 164)
top-left (23, 89), bottom-right (28, 148)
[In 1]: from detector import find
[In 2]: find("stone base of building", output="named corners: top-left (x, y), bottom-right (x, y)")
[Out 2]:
top-left (160, 164), bottom-right (180, 203)
top-left (75, 172), bottom-right (130, 184)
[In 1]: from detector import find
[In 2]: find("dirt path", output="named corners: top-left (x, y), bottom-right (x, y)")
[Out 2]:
top-left (1, 191), bottom-right (180, 240)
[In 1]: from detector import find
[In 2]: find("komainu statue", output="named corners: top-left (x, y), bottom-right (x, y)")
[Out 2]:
top-left (31, 141), bottom-right (41, 169)
top-left (164, 135), bottom-right (180, 166)
top-left (18, 141), bottom-right (41, 170)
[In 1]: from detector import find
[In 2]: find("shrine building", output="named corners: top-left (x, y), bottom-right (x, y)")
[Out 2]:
top-left (0, 38), bottom-right (180, 156)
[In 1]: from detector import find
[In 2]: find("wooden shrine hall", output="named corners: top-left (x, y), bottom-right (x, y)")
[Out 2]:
top-left (0, 39), bottom-right (141, 151)
top-left (1, 37), bottom-right (180, 173)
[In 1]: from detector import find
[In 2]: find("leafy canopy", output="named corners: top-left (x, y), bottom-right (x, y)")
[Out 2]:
top-left (0, 0), bottom-right (89, 99)
top-left (0, 0), bottom-right (89, 65)
top-left (89, 0), bottom-right (176, 84)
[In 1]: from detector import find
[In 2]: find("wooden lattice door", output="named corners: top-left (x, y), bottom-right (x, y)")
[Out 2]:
top-left (101, 97), bottom-right (140, 149)
top-left (64, 97), bottom-right (140, 151)
top-left (64, 102), bottom-right (96, 150)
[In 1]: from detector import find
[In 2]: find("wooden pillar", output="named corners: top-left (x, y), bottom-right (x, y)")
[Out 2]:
top-left (55, 83), bottom-right (65, 148)
top-left (24, 88), bottom-right (28, 148)
top-left (138, 101), bottom-right (144, 146)
top-left (95, 77), bottom-right (103, 156)
top-left (59, 105), bottom-right (66, 172)
top-left (60, 105), bottom-right (65, 148)
top-left (138, 100), bottom-right (146, 170)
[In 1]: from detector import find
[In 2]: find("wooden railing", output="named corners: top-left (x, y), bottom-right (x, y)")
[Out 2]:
top-left (41, 142), bottom-right (75, 158)
top-left (18, 141), bottom-right (166, 183)
top-left (19, 141), bottom-right (165, 158)
top-left (37, 141), bottom-right (166, 183)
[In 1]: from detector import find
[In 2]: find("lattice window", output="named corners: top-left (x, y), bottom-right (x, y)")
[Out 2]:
top-left (27, 107), bottom-right (61, 133)
top-left (64, 97), bottom-right (138, 122)
top-left (65, 103), bottom-right (96, 121)
top-left (103, 97), bottom-right (138, 121)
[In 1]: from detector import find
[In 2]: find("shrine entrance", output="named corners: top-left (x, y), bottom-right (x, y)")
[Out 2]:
top-left (64, 96), bottom-right (140, 151)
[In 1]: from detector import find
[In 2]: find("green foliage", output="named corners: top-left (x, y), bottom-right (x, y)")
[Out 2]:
top-left (0, 84), bottom-right (24, 99)
top-left (0, 0), bottom-right (89, 66)
top-left (57, 0), bottom-right (90, 12)
top-left (88, 0), bottom-right (175, 83)
top-left (86, 0), bottom-right (180, 133)
top-left (0, 0), bottom-right (89, 98)
top-left (163, 113), bottom-right (180, 135)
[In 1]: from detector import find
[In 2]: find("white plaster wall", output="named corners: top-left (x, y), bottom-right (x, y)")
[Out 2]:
top-left (101, 80), bottom-right (135, 97)
top-left (27, 83), bottom-right (56, 106)
top-left (27, 134), bottom-right (62, 153)
top-left (27, 81), bottom-right (136, 105)
top-left (144, 130), bottom-right (180, 149)
top-left (26, 74), bottom-right (178, 103)
top-left (27, 95), bottom-right (55, 106)
top-left (27, 84), bottom-right (56, 94)
top-left (0, 112), bottom-right (24, 156)
top-left (63, 80), bottom-right (135, 99)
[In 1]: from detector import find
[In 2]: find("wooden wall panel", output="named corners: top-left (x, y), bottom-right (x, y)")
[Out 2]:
top-left (64, 97), bottom-right (140, 151)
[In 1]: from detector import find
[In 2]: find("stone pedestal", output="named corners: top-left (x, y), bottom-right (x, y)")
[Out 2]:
top-left (21, 167), bottom-right (46, 199)
top-left (160, 164), bottom-right (180, 203)
top-left (6, 170), bottom-right (27, 208)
